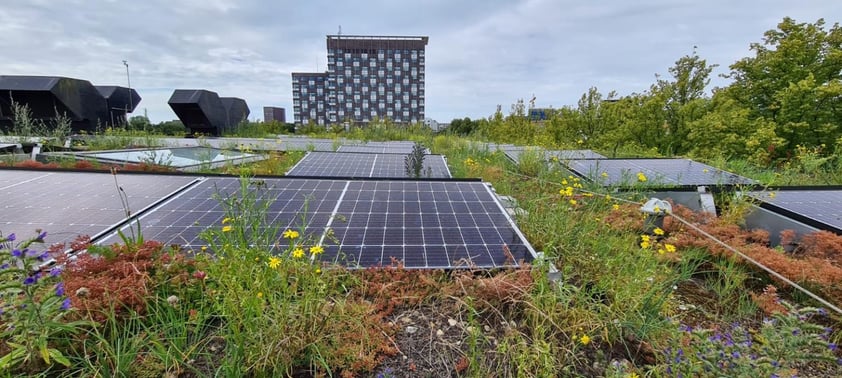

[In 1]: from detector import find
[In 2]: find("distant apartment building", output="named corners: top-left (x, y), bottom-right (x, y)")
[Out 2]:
top-left (292, 35), bottom-right (428, 127)
top-left (263, 106), bottom-right (286, 123)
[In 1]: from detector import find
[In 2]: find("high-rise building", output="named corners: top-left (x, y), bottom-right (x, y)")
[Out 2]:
top-left (292, 35), bottom-right (428, 127)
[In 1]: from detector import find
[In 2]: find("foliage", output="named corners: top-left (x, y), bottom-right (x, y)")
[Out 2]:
top-left (404, 142), bottom-right (427, 178)
top-left (0, 231), bottom-right (88, 373)
top-left (663, 304), bottom-right (839, 377)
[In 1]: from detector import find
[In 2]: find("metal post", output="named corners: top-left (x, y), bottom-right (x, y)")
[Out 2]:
top-left (122, 60), bottom-right (132, 114)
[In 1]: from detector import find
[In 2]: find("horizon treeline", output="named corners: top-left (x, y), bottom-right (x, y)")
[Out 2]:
top-left (447, 17), bottom-right (842, 167)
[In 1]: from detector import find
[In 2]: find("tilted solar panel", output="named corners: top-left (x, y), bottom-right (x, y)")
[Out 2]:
top-left (0, 170), bottom-right (198, 246)
top-left (287, 152), bottom-right (451, 178)
top-left (565, 158), bottom-right (755, 187)
top-left (749, 189), bottom-right (842, 234)
top-left (96, 177), bottom-right (535, 269)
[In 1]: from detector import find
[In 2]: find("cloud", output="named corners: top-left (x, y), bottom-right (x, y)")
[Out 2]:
top-left (1, 0), bottom-right (839, 123)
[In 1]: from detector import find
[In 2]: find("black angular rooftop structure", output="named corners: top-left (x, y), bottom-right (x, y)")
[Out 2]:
top-left (0, 75), bottom-right (109, 132)
top-left (95, 86), bottom-right (141, 126)
top-left (168, 89), bottom-right (229, 136)
top-left (220, 97), bottom-right (250, 132)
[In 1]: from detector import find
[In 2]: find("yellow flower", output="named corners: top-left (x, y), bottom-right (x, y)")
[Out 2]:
top-left (641, 235), bottom-right (651, 242)
top-left (604, 194), bottom-right (611, 201)
top-left (768, 192), bottom-right (776, 199)
top-left (201, 246), bottom-right (208, 252)
top-left (561, 179), bottom-right (568, 185)
top-left (268, 256), bottom-right (282, 269)
top-left (640, 241), bottom-right (651, 249)
top-left (309, 245), bottom-right (324, 255)
top-left (664, 244), bottom-right (677, 253)
top-left (626, 373), bottom-right (640, 378)
top-left (637, 172), bottom-right (647, 182)
top-left (601, 171), bottom-right (609, 178)
top-left (282, 229), bottom-right (300, 239)
top-left (658, 248), bottom-right (665, 254)
top-left (222, 225), bottom-right (233, 232)
top-left (703, 168), bottom-right (709, 173)
top-left (579, 334), bottom-right (591, 345)
top-left (577, 139), bottom-right (584, 144)
top-left (653, 228), bottom-right (665, 236)
top-left (292, 248), bottom-right (304, 259)
top-left (222, 217), bottom-right (232, 224)
top-left (569, 199), bottom-right (577, 205)
top-left (257, 292), bottom-right (263, 298)
top-left (315, 268), bottom-right (321, 274)
top-left (612, 204), bottom-right (620, 211)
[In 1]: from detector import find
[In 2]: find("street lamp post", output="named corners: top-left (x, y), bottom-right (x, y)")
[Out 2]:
top-left (122, 60), bottom-right (132, 113)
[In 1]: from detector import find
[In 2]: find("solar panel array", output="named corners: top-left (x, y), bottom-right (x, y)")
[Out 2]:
top-left (566, 158), bottom-right (755, 187)
top-left (749, 189), bottom-right (842, 233)
top-left (98, 177), bottom-right (535, 269)
top-left (0, 171), bottom-right (197, 246)
top-left (287, 152), bottom-right (451, 178)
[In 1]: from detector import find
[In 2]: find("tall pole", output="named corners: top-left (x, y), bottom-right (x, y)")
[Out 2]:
top-left (122, 60), bottom-right (132, 114)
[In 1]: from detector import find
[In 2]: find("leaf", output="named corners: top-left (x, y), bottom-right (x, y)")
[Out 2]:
top-left (48, 348), bottom-right (71, 367)
top-left (40, 343), bottom-right (50, 364)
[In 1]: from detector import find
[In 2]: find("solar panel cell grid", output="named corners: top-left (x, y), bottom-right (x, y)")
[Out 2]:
top-left (287, 152), bottom-right (451, 178)
top-left (0, 171), bottom-right (197, 246)
top-left (96, 177), bottom-right (535, 269)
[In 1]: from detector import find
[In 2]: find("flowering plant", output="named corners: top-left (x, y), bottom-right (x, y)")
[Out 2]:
top-left (663, 303), bottom-right (839, 377)
top-left (0, 231), bottom-right (89, 372)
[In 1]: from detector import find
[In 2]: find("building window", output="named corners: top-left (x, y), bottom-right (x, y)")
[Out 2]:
top-left (361, 53), bottom-right (368, 59)
top-left (354, 94), bottom-right (361, 101)
top-left (353, 77), bottom-right (360, 84)
top-left (344, 53), bottom-right (351, 59)
top-left (361, 68), bottom-right (368, 76)
top-left (337, 61), bottom-right (343, 67)
top-left (395, 53), bottom-right (401, 60)
top-left (378, 52), bottom-right (384, 60)
top-left (402, 62), bottom-right (409, 70)
top-left (353, 61), bottom-right (359, 67)
top-left (403, 78), bottom-right (409, 85)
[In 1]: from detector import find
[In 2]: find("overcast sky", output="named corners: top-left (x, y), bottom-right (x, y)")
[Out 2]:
top-left (1, 0), bottom-right (840, 124)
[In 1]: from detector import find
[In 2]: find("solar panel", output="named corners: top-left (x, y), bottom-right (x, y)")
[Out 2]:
top-left (97, 177), bottom-right (344, 247)
top-left (287, 152), bottom-right (451, 178)
top-left (0, 170), bottom-right (197, 246)
top-left (566, 158), bottom-right (755, 187)
top-left (749, 189), bottom-right (842, 234)
top-left (501, 145), bottom-right (605, 163)
top-left (96, 177), bottom-right (535, 269)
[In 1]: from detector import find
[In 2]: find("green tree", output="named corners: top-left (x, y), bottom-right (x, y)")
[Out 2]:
top-left (726, 17), bottom-right (842, 154)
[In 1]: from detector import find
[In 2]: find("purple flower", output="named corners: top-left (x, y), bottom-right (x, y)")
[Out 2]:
top-left (55, 282), bottom-right (65, 296)
top-left (37, 231), bottom-right (47, 241)
top-left (0, 264), bottom-right (8, 270)
top-left (23, 275), bottom-right (37, 285)
top-left (60, 298), bottom-right (71, 311)
top-left (830, 343), bottom-right (838, 352)
top-left (11, 249), bottom-right (22, 258)
top-left (818, 308), bottom-right (828, 316)
top-left (679, 324), bottom-right (693, 332)
top-left (49, 267), bottom-right (62, 277)
top-left (792, 329), bottom-right (801, 336)
top-left (7, 233), bottom-right (15, 242)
